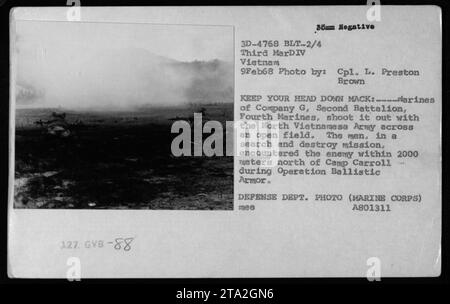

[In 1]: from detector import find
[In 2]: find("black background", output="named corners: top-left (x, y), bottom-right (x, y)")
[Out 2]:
top-left (0, 0), bottom-right (448, 298)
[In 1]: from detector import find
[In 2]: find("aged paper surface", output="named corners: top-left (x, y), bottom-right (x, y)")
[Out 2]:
top-left (8, 6), bottom-right (441, 278)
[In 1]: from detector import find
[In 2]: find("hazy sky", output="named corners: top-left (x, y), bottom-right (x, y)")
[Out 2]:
top-left (15, 20), bottom-right (233, 62)
top-left (14, 20), bottom-right (233, 108)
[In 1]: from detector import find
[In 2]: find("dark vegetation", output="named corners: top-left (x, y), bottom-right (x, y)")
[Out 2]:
top-left (14, 103), bottom-right (233, 209)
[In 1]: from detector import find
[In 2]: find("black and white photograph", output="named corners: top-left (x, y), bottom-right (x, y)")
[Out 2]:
top-left (13, 20), bottom-right (234, 210)
top-left (4, 5), bottom-right (444, 281)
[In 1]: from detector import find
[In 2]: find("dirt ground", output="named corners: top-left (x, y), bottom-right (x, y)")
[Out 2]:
top-left (14, 104), bottom-right (233, 210)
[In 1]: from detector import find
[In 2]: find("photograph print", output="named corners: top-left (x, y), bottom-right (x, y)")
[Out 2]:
top-left (12, 20), bottom-right (234, 210)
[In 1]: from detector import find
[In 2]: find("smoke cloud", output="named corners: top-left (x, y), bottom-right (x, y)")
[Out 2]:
top-left (14, 21), bottom-right (234, 110)
top-left (16, 47), bottom-right (233, 110)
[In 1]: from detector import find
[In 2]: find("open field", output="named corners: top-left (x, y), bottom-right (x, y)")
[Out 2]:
top-left (14, 104), bottom-right (233, 209)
